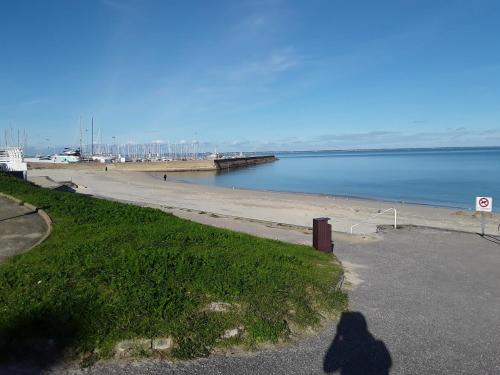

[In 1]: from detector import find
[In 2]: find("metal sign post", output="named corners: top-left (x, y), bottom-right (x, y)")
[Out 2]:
top-left (475, 197), bottom-right (493, 236)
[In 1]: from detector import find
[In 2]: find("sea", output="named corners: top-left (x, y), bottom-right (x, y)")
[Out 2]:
top-left (163, 147), bottom-right (500, 212)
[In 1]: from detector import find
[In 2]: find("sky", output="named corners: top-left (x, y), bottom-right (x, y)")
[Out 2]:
top-left (1, 0), bottom-right (500, 152)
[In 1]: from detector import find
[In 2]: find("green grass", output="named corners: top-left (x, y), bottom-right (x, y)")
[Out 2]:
top-left (0, 173), bottom-right (346, 362)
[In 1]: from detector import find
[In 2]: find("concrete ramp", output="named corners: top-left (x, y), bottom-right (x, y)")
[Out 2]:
top-left (29, 176), bottom-right (77, 192)
top-left (0, 195), bottom-right (51, 262)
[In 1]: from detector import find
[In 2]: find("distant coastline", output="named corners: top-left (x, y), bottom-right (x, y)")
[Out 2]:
top-left (254, 145), bottom-right (500, 155)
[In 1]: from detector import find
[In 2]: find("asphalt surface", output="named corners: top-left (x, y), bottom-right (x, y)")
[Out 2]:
top-left (3, 226), bottom-right (500, 374)
top-left (0, 196), bottom-right (49, 262)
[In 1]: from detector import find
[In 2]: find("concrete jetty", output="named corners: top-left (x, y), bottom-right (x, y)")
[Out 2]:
top-left (214, 155), bottom-right (276, 169)
top-left (27, 155), bottom-right (277, 172)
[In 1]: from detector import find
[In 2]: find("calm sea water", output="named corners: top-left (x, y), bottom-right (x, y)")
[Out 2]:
top-left (163, 148), bottom-right (500, 211)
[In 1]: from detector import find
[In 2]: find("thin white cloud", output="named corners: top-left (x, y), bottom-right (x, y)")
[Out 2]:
top-left (199, 127), bottom-right (500, 152)
top-left (20, 99), bottom-right (42, 106)
top-left (228, 47), bottom-right (299, 81)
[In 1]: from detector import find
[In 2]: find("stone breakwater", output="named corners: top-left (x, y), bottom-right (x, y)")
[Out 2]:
top-left (214, 155), bottom-right (277, 169)
top-left (27, 155), bottom-right (277, 172)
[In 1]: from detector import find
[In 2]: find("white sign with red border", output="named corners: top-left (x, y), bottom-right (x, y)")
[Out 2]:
top-left (476, 197), bottom-right (493, 212)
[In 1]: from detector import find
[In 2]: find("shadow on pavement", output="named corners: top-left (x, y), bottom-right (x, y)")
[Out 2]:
top-left (478, 234), bottom-right (500, 246)
top-left (0, 210), bottom-right (38, 222)
top-left (323, 311), bottom-right (392, 375)
top-left (53, 184), bottom-right (76, 193)
top-left (0, 204), bottom-right (51, 223)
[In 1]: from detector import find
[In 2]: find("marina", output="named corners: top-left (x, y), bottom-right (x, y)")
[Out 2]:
top-left (3, 126), bottom-right (277, 172)
top-left (25, 155), bottom-right (277, 172)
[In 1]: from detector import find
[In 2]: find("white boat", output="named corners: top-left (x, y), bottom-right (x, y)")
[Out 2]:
top-left (26, 147), bottom-right (81, 164)
top-left (52, 154), bottom-right (80, 163)
top-left (207, 148), bottom-right (224, 159)
top-left (26, 154), bottom-right (80, 163)
top-left (62, 148), bottom-right (81, 157)
top-left (0, 147), bottom-right (28, 179)
top-left (91, 155), bottom-right (114, 163)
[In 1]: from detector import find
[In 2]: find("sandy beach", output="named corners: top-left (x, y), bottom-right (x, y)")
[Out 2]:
top-left (26, 169), bottom-right (500, 237)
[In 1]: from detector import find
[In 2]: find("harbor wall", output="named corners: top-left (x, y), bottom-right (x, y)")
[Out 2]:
top-left (214, 155), bottom-right (276, 169)
top-left (27, 155), bottom-right (276, 172)
top-left (28, 160), bottom-right (217, 172)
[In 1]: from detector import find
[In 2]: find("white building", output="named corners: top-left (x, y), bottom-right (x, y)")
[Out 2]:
top-left (0, 147), bottom-right (28, 179)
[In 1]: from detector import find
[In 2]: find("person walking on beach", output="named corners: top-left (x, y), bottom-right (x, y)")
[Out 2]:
top-left (163, 173), bottom-right (167, 182)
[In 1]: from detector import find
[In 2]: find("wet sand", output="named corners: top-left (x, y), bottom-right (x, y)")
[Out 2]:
top-left (27, 169), bottom-right (500, 236)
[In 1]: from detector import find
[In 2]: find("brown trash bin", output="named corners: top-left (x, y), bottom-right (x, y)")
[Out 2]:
top-left (313, 217), bottom-right (333, 252)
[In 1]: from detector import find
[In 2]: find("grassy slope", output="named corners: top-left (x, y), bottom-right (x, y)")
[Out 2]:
top-left (0, 174), bottom-right (346, 361)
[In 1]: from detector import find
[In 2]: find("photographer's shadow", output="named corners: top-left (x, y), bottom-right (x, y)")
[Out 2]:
top-left (323, 311), bottom-right (392, 375)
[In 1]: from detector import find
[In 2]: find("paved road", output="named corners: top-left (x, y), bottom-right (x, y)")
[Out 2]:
top-left (14, 226), bottom-right (494, 375)
top-left (0, 196), bottom-right (49, 262)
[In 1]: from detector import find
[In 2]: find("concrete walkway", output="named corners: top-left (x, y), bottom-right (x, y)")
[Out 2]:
top-left (0, 195), bottom-right (49, 262)
top-left (15, 226), bottom-right (496, 375)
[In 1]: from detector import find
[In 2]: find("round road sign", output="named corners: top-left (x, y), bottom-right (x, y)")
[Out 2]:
top-left (479, 197), bottom-right (490, 208)
top-left (476, 196), bottom-right (493, 212)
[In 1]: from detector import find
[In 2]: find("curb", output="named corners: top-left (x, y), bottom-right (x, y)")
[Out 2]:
top-left (0, 192), bottom-right (53, 251)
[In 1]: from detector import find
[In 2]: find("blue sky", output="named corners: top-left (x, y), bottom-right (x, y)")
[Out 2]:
top-left (1, 0), bottom-right (500, 152)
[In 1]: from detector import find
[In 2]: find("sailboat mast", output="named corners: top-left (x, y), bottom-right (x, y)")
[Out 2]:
top-left (79, 116), bottom-right (83, 157)
top-left (91, 116), bottom-right (94, 156)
